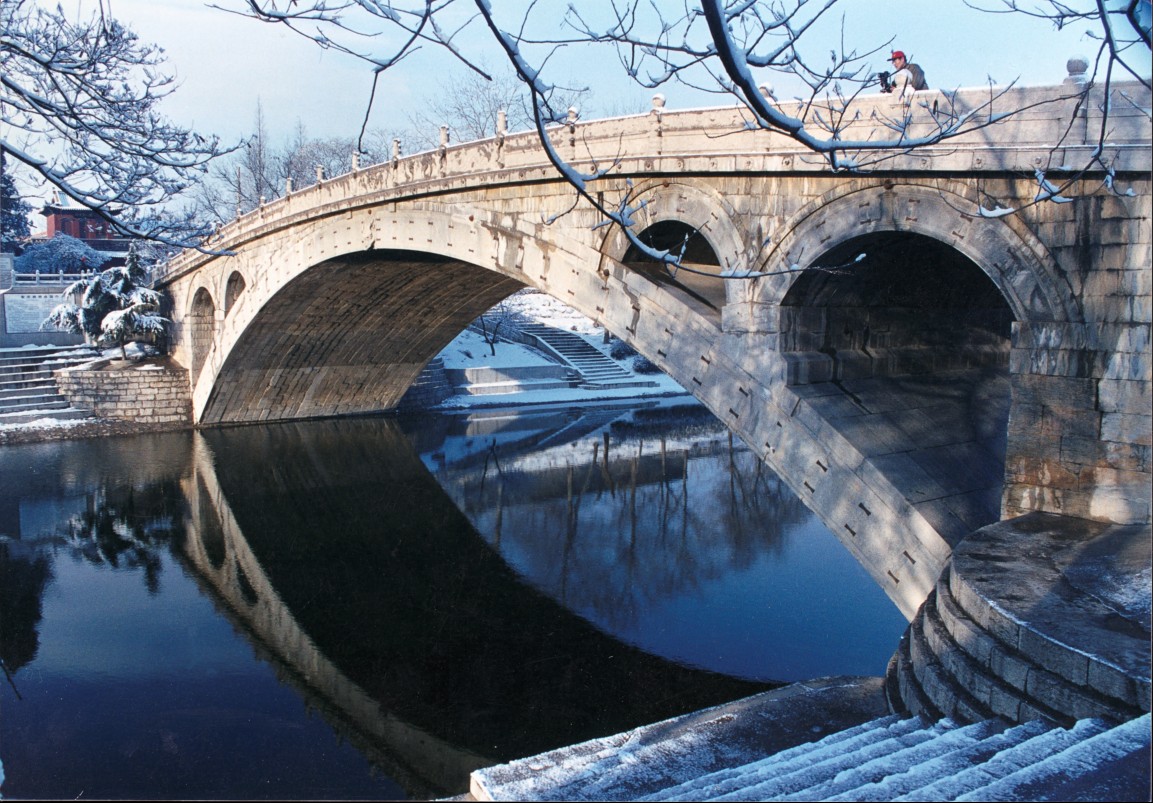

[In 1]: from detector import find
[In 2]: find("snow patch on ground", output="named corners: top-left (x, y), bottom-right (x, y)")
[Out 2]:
top-left (434, 289), bottom-right (689, 409)
top-left (502, 290), bottom-right (604, 336)
top-left (439, 329), bottom-right (559, 371)
top-left (0, 414), bottom-right (91, 432)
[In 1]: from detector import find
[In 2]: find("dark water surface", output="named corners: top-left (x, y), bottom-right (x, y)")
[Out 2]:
top-left (0, 401), bottom-right (905, 799)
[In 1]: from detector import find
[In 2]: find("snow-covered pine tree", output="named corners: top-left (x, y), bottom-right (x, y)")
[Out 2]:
top-left (42, 241), bottom-right (168, 359)
top-left (1, 151), bottom-right (32, 253)
top-left (14, 234), bottom-right (110, 276)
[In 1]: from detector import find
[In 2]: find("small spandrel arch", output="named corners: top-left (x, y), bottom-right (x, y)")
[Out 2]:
top-left (623, 220), bottom-right (727, 314)
top-left (780, 230), bottom-right (1014, 385)
top-left (189, 287), bottom-right (216, 384)
top-left (224, 271), bottom-right (247, 315)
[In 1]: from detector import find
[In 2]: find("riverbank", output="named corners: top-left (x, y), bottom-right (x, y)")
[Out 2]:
top-left (2, 293), bottom-right (691, 447)
top-left (1, 290), bottom-right (687, 446)
top-left (0, 414), bottom-right (190, 446)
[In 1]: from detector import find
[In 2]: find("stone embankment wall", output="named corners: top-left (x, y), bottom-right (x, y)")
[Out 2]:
top-left (56, 359), bottom-right (192, 424)
top-left (397, 356), bottom-right (454, 410)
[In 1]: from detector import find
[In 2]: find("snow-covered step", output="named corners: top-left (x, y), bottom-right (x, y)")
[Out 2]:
top-left (473, 709), bottom-right (1150, 802)
top-left (701, 719), bottom-right (955, 802)
top-left (825, 718), bottom-right (1053, 801)
top-left (892, 717), bottom-right (1112, 800)
top-left (0, 361), bottom-right (62, 374)
top-left (646, 716), bottom-right (914, 802)
top-left (0, 379), bottom-right (58, 399)
top-left (470, 679), bottom-right (894, 802)
top-left (515, 323), bottom-right (634, 385)
top-left (0, 346), bottom-right (99, 370)
top-left (954, 713), bottom-right (1151, 802)
top-left (774, 719), bottom-right (1007, 801)
top-left (0, 388), bottom-right (71, 404)
top-left (0, 395), bottom-right (72, 413)
top-left (459, 378), bottom-right (578, 396)
top-left (0, 369), bottom-right (56, 383)
top-left (0, 407), bottom-right (91, 424)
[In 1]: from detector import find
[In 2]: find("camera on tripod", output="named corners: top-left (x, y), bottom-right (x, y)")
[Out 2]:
top-left (877, 70), bottom-right (894, 93)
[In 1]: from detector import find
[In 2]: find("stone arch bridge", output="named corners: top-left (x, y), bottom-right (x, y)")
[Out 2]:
top-left (157, 81), bottom-right (1151, 619)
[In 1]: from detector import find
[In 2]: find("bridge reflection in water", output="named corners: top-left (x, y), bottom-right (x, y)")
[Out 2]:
top-left (0, 403), bottom-right (905, 799)
top-left (184, 406), bottom-right (796, 797)
top-left (404, 402), bottom-right (906, 682)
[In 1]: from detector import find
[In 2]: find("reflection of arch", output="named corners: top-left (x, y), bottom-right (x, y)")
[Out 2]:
top-left (196, 476), bottom-right (226, 570)
top-left (224, 271), bottom-right (247, 315)
top-left (599, 179), bottom-right (747, 320)
top-left (188, 288), bottom-right (216, 385)
top-left (762, 182), bottom-right (1074, 325)
top-left (181, 423), bottom-right (768, 794)
top-left (180, 439), bottom-right (480, 797)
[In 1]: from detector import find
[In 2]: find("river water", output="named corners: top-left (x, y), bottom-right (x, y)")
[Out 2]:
top-left (0, 400), bottom-right (906, 799)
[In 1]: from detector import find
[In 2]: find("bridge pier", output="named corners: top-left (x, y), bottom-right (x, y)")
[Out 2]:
top-left (1007, 321), bottom-right (1151, 525)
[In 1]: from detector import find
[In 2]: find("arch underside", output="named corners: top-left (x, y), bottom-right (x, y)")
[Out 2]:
top-left (780, 231), bottom-right (1015, 548)
top-left (200, 253), bottom-right (524, 424)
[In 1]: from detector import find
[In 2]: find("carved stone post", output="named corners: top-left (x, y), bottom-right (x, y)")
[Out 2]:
top-left (651, 94), bottom-right (666, 153)
top-left (495, 110), bottom-right (507, 167)
top-left (567, 106), bottom-right (579, 150)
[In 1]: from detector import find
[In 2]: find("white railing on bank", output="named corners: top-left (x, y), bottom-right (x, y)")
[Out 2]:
top-left (9, 270), bottom-right (96, 288)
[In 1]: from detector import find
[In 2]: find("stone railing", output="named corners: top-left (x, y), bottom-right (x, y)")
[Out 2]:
top-left (156, 79), bottom-right (1152, 286)
top-left (7, 270), bottom-right (95, 288)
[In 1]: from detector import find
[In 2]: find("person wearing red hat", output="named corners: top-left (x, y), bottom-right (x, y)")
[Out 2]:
top-left (885, 50), bottom-right (928, 99)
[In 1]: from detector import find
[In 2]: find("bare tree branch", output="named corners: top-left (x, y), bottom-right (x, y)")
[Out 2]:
top-left (1, 0), bottom-right (235, 248)
top-left (229, 0), bottom-right (1149, 276)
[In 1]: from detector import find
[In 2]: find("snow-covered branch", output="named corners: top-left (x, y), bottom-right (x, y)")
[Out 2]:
top-left (230, 0), bottom-right (1148, 274)
top-left (1, 0), bottom-right (234, 249)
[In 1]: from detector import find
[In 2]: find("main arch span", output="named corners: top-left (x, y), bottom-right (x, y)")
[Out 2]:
top-left (158, 80), bottom-right (1151, 618)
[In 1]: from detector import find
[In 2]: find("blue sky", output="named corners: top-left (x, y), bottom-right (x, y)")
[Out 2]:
top-left (93, 0), bottom-right (1139, 145)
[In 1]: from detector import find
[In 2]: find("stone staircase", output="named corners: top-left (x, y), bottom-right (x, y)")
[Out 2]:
top-left (0, 345), bottom-right (99, 421)
top-left (468, 709), bottom-right (1152, 801)
top-left (515, 323), bottom-right (656, 389)
top-left (887, 515), bottom-right (1151, 728)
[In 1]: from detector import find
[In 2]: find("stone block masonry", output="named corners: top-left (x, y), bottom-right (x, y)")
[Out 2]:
top-left (55, 359), bottom-right (192, 425)
top-left (154, 81), bottom-right (1151, 616)
top-left (1006, 321), bottom-right (1152, 525)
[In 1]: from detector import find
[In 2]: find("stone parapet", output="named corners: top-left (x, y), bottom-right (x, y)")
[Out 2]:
top-left (55, 359), bottom-right (192, 424)
top-left (156, 82), bottom-right (1152, 287)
